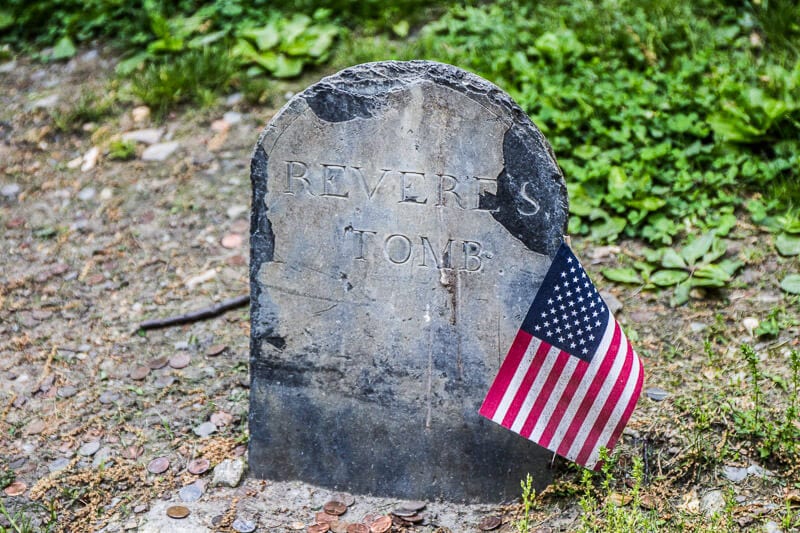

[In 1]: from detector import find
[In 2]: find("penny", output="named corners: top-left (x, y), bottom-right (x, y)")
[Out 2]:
top-left (3, 481), bottom-right (26, 496)
top-left (308, 525), bottom-right (330, 533)
top-left (187, 458), bottom-right (210, 475)
top-left (400, 500), bottom-right (426, 512)
top-left (316, 511), bottom-right (338, 524)
top-left (401, 514), bottom-right (423, 524)
top-left (368, 515), bottom-right (391, 533)
top-left (478, 516), bottom-right (503, 531)
top-left (324, 501), bottom-right (348, 516)
top-left (148, 356), bottom-right (169, 369)
top-left (169, 352), bottom-right (191, 369)
top-left (391, 507), bottom-right (417, 517)
top-left (206, 344), bottom-right (227, 357)
top-left (122, 445), bottom-right (143, 460)
top-left (346, 525), bottom-right (369, 533)
top-left (129, 365), bottom-right (150, 380)
top-left (147, 456), bottom-right (170, 474)
top-left (332, 492), bottom-right (355, 507)
top-left (166, 505), bottom-right (190, 519)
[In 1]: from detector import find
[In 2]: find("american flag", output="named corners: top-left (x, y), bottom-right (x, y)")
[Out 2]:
top-left (479, 242), bottom-right (643, 469)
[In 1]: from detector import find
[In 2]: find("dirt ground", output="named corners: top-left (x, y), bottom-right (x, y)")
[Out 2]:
top-left (1, 50), bottom-right (799, 532)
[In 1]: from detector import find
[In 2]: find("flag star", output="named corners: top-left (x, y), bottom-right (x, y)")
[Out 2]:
top-left (534, 324), bottom-right (541, 331)
top-left (580, 305), bottom-right (587, 312)
top-left (558, 336), bottom-right (565, 343)
top-left (568, 300), bottom-right (575, 307)
top-left (557, 294), bottom-right (563, 301)
top-left (571, 309), bottom-right (578, 316)
top-left (595, 320), bottom-right (601, 327)
top-left (579, 338), bottom-right (585, 345)
top-left (541, 311), bottom-right (548, 318)
top-left (563, 281), bottom-right (569, 288)
top-left (555, 326), bottom-right (562, 333)
top-left (566, 290), bottom-right (572, 297)
top-left (592, 310), bottom-right (599, 318)
top-left (582, 348), bottom-right (589, 354)
top-left (574, 319), bottom-right (581, 326)
top-left (570, 266), bottom-right (576, 273)
top-left (562, 314), bottom-right (570, 323)
top-left (578, 296), bottom-right (584, 303)
top-left (567, 257), bottom-right (573, 263)
top-left (584, 316), bottom-right (591, 322)
top-left (546, 330), bottom-right (552, 336)
top-left (560, 304), bottom-right (566, 311)
top-left (570, 342), bottom-right (577, 348)
top-left (553, 316), bottom-right (559, 324)
top-left (548, 298), bottom-right (554, 305)
top-left (582, 272), bottom-right (587, 278)
top-left (589, 334), bottom-right (595, 341)
top-left (567, 332), bottom-right (574, 339)
top-left (589, 300), bottom-right (596, 308)
top-left (584, 281), bottom-right (590, 288)
top-left (554, 285), bottom-right (560, 291)
top-left (544, 321), bottom-right (550, 327)
top-left (573, 276), bottom-right (579, 283)
top-left (564, 322), bottom-right (571, 330)
top-left (561, 271), bottom-right (567, 278)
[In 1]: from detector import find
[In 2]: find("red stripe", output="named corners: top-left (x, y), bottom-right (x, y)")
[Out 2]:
top-left (575, 341), bottom-right (637, 466)
top-left (501, 340), bottom-right (552, 428)
top-left (519, 349), bottom-right (570, 438)
top-left (553, 323), bottom-right (623, 457)
top-left (479, 330), bottom-right (532, 419)
top-left (538, 357), bottom-right (590, 449)
top-left (592, 355), bottom-right (645, 469)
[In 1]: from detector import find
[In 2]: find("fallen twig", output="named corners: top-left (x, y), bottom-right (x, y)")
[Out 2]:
top-left (138, 294), bottom-right (250, 330)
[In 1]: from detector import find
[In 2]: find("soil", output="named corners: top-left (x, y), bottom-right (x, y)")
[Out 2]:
top-left (1, 49), bottom-right (798, 532)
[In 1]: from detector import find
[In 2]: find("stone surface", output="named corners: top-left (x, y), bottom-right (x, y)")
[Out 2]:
top-left (122, 128), bottom-right (163, 145)
top-left (142, 141), bottom-right (179, 161)
top-left (211, 459), bottom-right (245, 488)
top-left (249, 60), bottom-right (568, 502)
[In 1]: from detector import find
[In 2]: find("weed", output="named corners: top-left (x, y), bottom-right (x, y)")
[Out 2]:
top-left (50, 90), bottom-right (114, 133)
top-left (515, 473), bottom-right (535, 533)
top-left (107, 140), bottom-right (136, 161)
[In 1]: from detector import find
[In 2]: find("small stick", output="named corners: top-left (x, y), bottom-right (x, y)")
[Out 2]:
top-left (138, 294), bottom-right (250, 330)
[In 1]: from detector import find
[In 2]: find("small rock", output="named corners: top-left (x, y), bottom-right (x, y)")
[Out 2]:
top-left (24, 419), bottom-right (46, 436)
top-left (193, 421), bottom-right (217, 438)
top-left (142, 141), bottom-right (179, 162)
top-left (223, 111), bottom-right (243, 125)
top-left (210, 411), bottom-right (233, 427)
top-left (77, 187), bottom-right (96, 200)
top-left (178, 481), bottom-right (204, 502)
top-left (226, 93), bottom-right (243, 106)
top-left (221, 233), bottom-right (244, 249)
top-left (122, 128), bottom-right (163, 145)
top-left (92, 446), bottom-right (113, 468)
top-left (184, 269), bottom-right (216, 289)
top-left (49, 458), bottom-right (71, 473)
top-left (232, 517), bottom-right (256, 533)
top-left (742, 317), bottom-right (759, 336)
top-left (763, 521), bottom-right (783, 533)
top-left (81, 147), bottom-right (100, 172)
top-left (211, 119), bottom-right (230, 133)
top-left (722, 465), bottom-right (748, 483)
top-left (98, 391), bottom-right (120, 404)
top-left (227, 204), bottom-right (248, 219)
top-left (100, 187), bottom-right (113, 200)
top-left (600, 291), bottom-right (623, 315)
top-left (132, 106), bottom-right (151, 123)
top-left (57, 386), bottom-right (77, 398)
top-left (211, 458), bottom-right (245, 487)
top-left (700, 489), bottom-right (725, 516)
top-left (690, 322), bottom-right (707, 333)
top-left (645, 387), bottom-right (669, 402)
top-left (747, 464), bottom-right (773, 478)
top-left (1, 183), bottom-right (20, 197)
top-left (78, 440), bottom-right (101, 456)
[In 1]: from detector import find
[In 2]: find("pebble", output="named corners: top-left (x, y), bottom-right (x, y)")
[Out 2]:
top-left (98, 391), bottom-right (120, 404)
top-left (100, 187), bottom-right (113, 200)
top-left (24, 419), bottom-right (46, 436)
top-left (32, 94), bottom-right (60, 109)
top-left (690, 322), bottom-right (707, 333)
top-left (132, 106), bottom-right (151, 123)
top-left (742, 317), bottom-right (759, 335)
top-left (700, 490), bottom-right (725, 516)
top-left (212, 458), bottom-right (245, 487)
top-left (57, 385), bottom-right (77, 398)
top-left (193, 421), bottom-right (217, 437)
top-left (723, 465), bottom-right (748, 483)
top-left (747, 464), bottom-right (772, 478)
top-left (764, 521), bottom-right (783, 533)
top-left (49, 458), bottom-right (71, 473)
top-left (227, 204), bottom-right (248, 219)
top-left (122, 128), bottom-right (163, 145)
top-left (179, 481), bottom-right (204, 502)
top-left (645, 387), bottom-right (669, 401)
top-left (221, 233), bottom-right (244, 249)
top-left (1, 183), bottom-right (20, 197)
top-left (81, 147), bottom-right (100, 172)
top-left (79, 440), bottom-right (101, 456)
top-left (142, 141), bottom-right (179, 161)
top-left (77, 187), bottom-right (96, 201)
top-left (154, 376), bottom-right (176, 389)
top-left (226, 93), bottom-right (243, 106)
top-left (223, 111), bottom-right (243, 125)
top-left (210, 411), bottom-right (233, 427)
top-left (92, 446), bottom-right (113, 468)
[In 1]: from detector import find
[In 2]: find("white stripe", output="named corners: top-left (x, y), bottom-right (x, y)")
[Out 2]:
top-left (565, 324), bottom-right (630, 461)
top-left (491, 337), bottom-right (542, 424)
top-left (544, 316), bottom-right (616, 450)
top-left (527, 354), bottom-right (581, 442)
top-left (509, 344), bottom-right (562, 433)
top-left (583, 350), bottom-right (643, 468)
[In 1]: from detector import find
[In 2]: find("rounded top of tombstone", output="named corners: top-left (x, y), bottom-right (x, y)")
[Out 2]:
top-left (256, 60), bottom-right (568, 256)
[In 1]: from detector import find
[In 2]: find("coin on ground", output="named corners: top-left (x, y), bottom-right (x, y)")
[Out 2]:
top-left (3, 481), bottom-right (26, 496)
top-left (324, 501), bottom-right (348, 516)
top-left (232, 518), bottom-right (257, 532)
top-left (206, 344), bottom-right (227, 357)
top-left (308, 524), bottom-right (330, 533)
top-left (147, 457), bottom-right (170, 474)
top-left (346, 525), bottom-right (368, 533)
top-left (166, 505), bottom-right (190, 519)
top-left (332, 493), bottom-right (356, 507)
top-left (316, 511), bottom-right (338, 524)
top-left (148, 356), bottom-right (169, 369)
top-left (169, 352), bottom-right (191, 369)
top-left (129, 365), bottom-right (150, 380)
top-left (368, 515), bottom-right (391, 533)
top-left (187, 458), bottom-right (210, 475)
top-left (478, 515), bottom-right (503, 531)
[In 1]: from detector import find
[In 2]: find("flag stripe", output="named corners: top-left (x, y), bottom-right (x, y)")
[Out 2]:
top-left (565, 328), bottom-right (631, 462)
top-left (578, 346), bottom-right (644, 468)
top-left (553, 321), bottom-right (624, 457)
top-left (527, 353), bottom-right (581, 443)
top-left (513, 344), bottom-right (562, 434)
top-left (520, 349), bottom-right (573, 438)
top-left (479, 330), bottom-right (533, 420)
top-left (500, 339), bottom-right (550, 427)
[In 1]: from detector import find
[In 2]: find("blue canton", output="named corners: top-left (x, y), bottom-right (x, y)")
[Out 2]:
top-left (521, 243), bottom-right (609, 363)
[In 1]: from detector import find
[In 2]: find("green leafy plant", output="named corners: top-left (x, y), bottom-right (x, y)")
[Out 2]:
top-left (107, 139), bottom-right (137, 161)
top-left (515, 473), bottom-right (536, 533)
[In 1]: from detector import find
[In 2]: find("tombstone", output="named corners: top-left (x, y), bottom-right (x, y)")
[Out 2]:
top-left (249, 61), bottom-right (568, 502)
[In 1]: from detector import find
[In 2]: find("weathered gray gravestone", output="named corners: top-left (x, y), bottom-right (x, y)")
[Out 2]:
top-left (249, 60), bottom-right (568, 502)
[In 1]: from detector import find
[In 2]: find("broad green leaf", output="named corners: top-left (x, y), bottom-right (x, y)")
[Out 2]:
top-left (392, 20), bottom-right (410, 38)
top-left (51, 36), bottom-right (77, 61)
top-left (689, 276), bottom-right (726, 288)
top-left (281, 14), bottom-right (312, 43)
top-left (115, 51), bottom-right (149, 75)
top-left (714, 213), bottom-right (737, 236)
top-left (780, 274), bottom-right (800, 294)
top-left (660, 248), bottom-right (687, 269)
top-left (671, 282), bottom-right (691, 306)
top-left (188, 30), bottom-right (228, 48)
top-left (776, 233), bottom-right (800, 256)
top-left (602, 268), bottom-right (642, 284)
top-left (0, 10), bottom-right (13, 30)
top-left (606, 166), bottom-right (631, 201)
top-left (305, 27), bottom-right (337, 58)
top-left (650, 269), bottom-right (689, 286)
top-left (702, 238), bottom-right (727, 264)
top-left (629, 196), bottom-right (666, 212)
top-left (707, 112), bottom-right (763, 143)
top-left (241, 24), bottom-right (280, 51)
top-left (694, 264), bottom-right (731, 282)
top-left (681, 232), bottom-right (715, 265)
top-left (590, 216), bottom-right (626, 241)
top-left (270, 53), bottom-right (304, 78)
